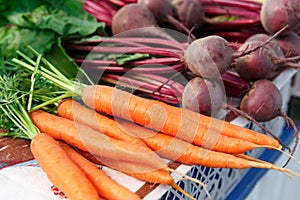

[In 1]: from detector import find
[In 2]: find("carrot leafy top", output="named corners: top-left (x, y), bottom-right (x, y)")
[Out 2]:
top-left (0, 47), bottom-right (86, 139)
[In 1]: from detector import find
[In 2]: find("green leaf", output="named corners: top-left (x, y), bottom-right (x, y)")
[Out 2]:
top-left (0, 25), bottom-right (55, 59)
top-left (44, 38), bottom-right (79, 79)
top-left (2, 0), bottom-right (105, 36)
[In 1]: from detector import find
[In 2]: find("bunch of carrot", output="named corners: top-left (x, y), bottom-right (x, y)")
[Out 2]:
top-left (11, 49), bottom-right (300, 200)
top-left (29, 86), bottom-right (300, 200)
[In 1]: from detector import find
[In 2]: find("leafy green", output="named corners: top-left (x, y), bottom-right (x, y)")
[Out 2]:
top-left (0, 0), bottom-right (106, 78)
top-left (3, 4), bottom-right (104, 36)
top-left (45, 38), bottom-right (79, 78)
top-left (0, 0), bottom-right (105, 35)
top-left (0, 25), bottom-right (55, 59)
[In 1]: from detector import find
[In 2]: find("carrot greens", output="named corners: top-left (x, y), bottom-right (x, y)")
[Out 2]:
top-left (0, 56), bottom-right (70, 139)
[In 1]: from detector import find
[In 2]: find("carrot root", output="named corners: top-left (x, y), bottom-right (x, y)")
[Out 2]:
top-left (166, 167), bottom-right (211, 200)
top-left (30, 109), bottom-right (167, 172)
top-left (81, 85), bottom-right (279, 154)
top-left (258, 145), bottom-right (300, 166)
top-left (60, 142), bottom-right (141, 200)
top-left (30, 133), bottom-right (99, 200)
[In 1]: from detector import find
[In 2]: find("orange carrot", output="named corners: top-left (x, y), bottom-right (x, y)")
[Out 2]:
top-left (151, 99), bottom-right (280, 147)
top-left (30, 109), bottom-right (167, 172)
top-left (57, 98), bottom-right (145, 146)
top-left (96, 156), bottom-right (178, 184)
top-left (30, 133), bottom-right (99, 200)
top-left (56, 99), bottom-right (262, 168)
top-left (169, 104), bottom-right (280, 147)
top-left (56, 99), bottom-right (298, 177)
top-left (118, 120), bottom-right (299, 174)
top-left (81, 85), bottom-right (275, 154)
top-left (81, 154), bottom-right (200, 200)
top-left (59, 142), bottom-right (141, 200)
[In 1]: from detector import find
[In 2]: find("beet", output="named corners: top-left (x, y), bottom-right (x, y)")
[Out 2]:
top-left (260, 0), bottom-right (300, 35)
top-left (111, 3), bottom-right (156, 35)
top-left (184, 35), bottom-right (234, 78)
top-left (235, 33), bottom-right (300, 81)
top-left (137, 0), bottom-right (197, 39)
top-left (227, 79), bottom-right (299, 166)
top-left (235, 40), bottom-right (283, 81)
top-left (246, 33), bottom-right (285, 57)
top-left (171, 0), bottom-right (207, 30)
top-left (277, 31), bottom-right (300, 57)
top-left (240, 80), bottom-right (282, 122)
top-left (111, 3), bottom-right (174, 40)
top-left (181, 77), bottom-right (226, 117)
top-left (138, 0), bottom-right (170, 20)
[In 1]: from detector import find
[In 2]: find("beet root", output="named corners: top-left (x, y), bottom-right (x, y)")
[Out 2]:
top-left (184, 35), bottom-right (234, 78)
top-left (240, 79), bottom-right (282, 122)
top-left (171, 0), bottom-right (207, 30)
top-left (234, 32), bottom-right (300, 81)
top-left (246, 33), bottom-right (285, 57)
top-left (260, 0), bottom-right (300, 35)
top-left (181, 77), bottom-right (226, 117)
top-left (277, 31), bottom-right (300, 57)
top-left (138, 0), bottom-right (171, 20)
top-left (238, 79), bottom-right (299, 167)
top-left (235, 40), bottom-right (283, 81)
top-left (138, 0), bottom-right (196, 39)
top-left (111, 3), bottom-right (157, 35)
top-left (111, 3), bottom-right (174, 40)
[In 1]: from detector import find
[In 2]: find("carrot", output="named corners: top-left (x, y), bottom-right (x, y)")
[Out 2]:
top-left (56, 100), bottom-right (300, 180)
top-left (56, 99), bottom-right (263, 168)
top-left (151, 99), bottom-right (281, 148)
top-left (59, 142), bottom-right (141, 200)
top-left (118, 120), bottom-right (300, 175)
top-left (30, 109), bottom-right (167, 172)
top-left (81, 85), bottom-right (275, 154)
top-left (79, 152), bottom-right (203, 200)
top-left (57, 98), bottom-right (145, 146)
top-left (176, 106), bottom-right (280, 147)
top-left (30, 133), bottom-right (99, 200)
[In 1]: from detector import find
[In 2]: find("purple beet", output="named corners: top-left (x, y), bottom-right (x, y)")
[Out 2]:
top-left (246, 33), bottom-right (285, 57)
top-left (235, 33), bottom-right (300, 81)
top-left (181, 77), bottom-right (226, 117)
top-left (229, 79), bottom-right (299, 166)
top-left (260, 0), bottom-right (300, 35)
top-left (171, 0), bottom-right (207, 30)
top-left (184, 35), bottom-right (234, 78)
top-left (240, 79), bottom-right (283, 122)
top-left (235, 40), bottom-right (283, 81)
top-left (277, 31), bottom-right (300, 57)
top-left (138, 0), bottom-right (197, 38)
top-left (111, 3), bottom-right (174, 40)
